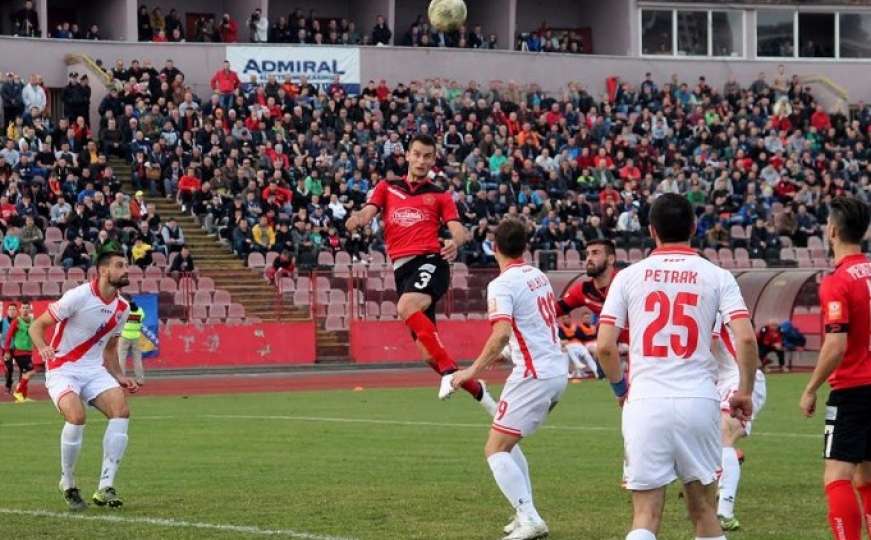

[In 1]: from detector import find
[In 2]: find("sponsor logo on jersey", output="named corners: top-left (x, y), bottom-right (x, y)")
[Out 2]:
top-left (422, 194), bottom-right (436, 206)
top-left (828, 301), bottom-right (843, 320)
top-left (392, 207), bottom-right (424, 227)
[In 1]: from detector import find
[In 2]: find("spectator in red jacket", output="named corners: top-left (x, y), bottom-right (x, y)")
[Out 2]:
top-left (810, 104), bottom-right (831, 132)
top-left (599, 184), bottom-right (620, 209)
top-left (757, 319), bottom-right (786, 372)
top-left (261, 180), bottom-right (292, 206)
top-left (210, 60), bottom-right (240, 111)
top-left (177, 168), bottom-right (201, 213)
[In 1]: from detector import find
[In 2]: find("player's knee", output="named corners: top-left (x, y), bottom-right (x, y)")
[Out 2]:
top-left (110, 404), bottom-right (130, 419)
top-left (64, 410), bottom-right (86, 425)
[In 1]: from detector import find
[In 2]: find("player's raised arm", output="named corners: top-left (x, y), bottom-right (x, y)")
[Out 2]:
top-left (29, 311), bottom-right (57, 362)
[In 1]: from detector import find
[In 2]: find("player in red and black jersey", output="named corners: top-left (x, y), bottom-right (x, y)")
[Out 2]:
top-left (346, 134), bottom-right (497, 413)
top-left (799, 196), bottom-right (871, 540)
top-left (555, 239), bottom-right (617, 319)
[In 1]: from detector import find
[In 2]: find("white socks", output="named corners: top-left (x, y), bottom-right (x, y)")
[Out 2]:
top-left (626, 529), bottom-right (656, 540)
top-left (510, 445), bottom-right (532, 500)
top-left (60, 423), bottom-right (84, 490)
top-left (487, 451), bottom-right (542, 524)
top-left (718, 446), bottom-right (741, 518)
top-left (99, 418), bottom-right (129, 490)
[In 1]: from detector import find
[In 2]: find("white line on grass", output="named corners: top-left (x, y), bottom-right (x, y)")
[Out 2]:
top-left (0, 415), bottom-right (176, 428)
top-left (0, 508), bottom-right (356, 540)
top-left (201, 414), bottom-right (819, 439)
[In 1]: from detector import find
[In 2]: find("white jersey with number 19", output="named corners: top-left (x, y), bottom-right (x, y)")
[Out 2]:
top-left (487, 261), bottom-right (568, 383)
top-left (599, 245), bottom-right (749, 402)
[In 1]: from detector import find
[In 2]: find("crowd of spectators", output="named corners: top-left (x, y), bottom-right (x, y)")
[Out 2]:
top-left (3, 52), bottom-right (870, 282)
top-left (4, 0), bottom-right (100, 40)
top-left (0, 58), bottom-right (200, 273)
top-left (517, 23), bottom-right (589, 54)
top-left (136, 6), bottom-right (395, 46)
top-left (85, 59), bottom-right (867, 275)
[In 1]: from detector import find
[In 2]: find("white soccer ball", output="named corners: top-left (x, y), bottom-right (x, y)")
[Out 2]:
top-left (428, 0), bottom-right (467, 32)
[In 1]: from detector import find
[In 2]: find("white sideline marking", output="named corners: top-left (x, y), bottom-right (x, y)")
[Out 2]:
top-left (0, 508), bottom-right (355, 540)
top-left (0, 415), bottom-right (175, 428)
top-left (201, 414), bottom-right (819, 439)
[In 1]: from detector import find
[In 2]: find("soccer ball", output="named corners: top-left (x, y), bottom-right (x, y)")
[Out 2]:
top-left (428, 0), bottom-right (467, 32)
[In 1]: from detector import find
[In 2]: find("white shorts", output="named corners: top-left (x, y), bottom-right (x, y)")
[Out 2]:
top-left (622, 397), bottom-right (721, 491)
top-left (718, 375), bottom-right (767, 435)
top-left (45, 366), bottom-right (120, 410)
top-left (492, 376), bottom-right (567, 438)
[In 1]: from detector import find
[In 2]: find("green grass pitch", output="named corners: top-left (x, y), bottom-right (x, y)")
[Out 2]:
top-left (0, 374), bottom-right (831, 539)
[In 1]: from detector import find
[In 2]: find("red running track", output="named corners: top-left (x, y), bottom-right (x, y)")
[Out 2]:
top-left (9, 368), bottom-right (514, 401)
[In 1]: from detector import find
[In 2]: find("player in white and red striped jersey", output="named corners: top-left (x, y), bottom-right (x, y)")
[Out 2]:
top-left (711, 314), bottom-right (767, 531)
top-left (451, 219), bottom-right (568, 540)
top-left (28, 242), bottom-right (139, 512)
top-left (597, 194), bottom-right (760, 540)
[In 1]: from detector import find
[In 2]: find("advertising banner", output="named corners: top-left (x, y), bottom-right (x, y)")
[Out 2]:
top-left (226, 46), bottom-right (361, 94)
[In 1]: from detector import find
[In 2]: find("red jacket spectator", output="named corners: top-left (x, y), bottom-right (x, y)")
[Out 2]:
top-left (178, 174), bottom-right (201, 194)
top-left (599, 185), bottom-right (620, 208)
top-left (210, 65), bottom-right (240, 94)
top-left (810, 108), bottom-right (831, 131)
top-left (261, 184), bottom-right (292, 206)
top-left (619, 163), bottom-right (641, 181)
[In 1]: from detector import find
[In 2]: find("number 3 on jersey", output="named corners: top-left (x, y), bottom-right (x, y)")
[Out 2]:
top-left (642, 291), bottom-right (699, 358)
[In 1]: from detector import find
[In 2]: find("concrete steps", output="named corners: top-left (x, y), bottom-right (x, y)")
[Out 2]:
top-left (112, 158), bottom-right (350, 361)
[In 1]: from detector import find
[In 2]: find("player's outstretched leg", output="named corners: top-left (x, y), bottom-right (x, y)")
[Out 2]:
top-left (57, 393), bottom-right (87, 512)
top-left (402, 301), bottom-right (483, 400)
top-left (13, 370), bottom-right (31, 402)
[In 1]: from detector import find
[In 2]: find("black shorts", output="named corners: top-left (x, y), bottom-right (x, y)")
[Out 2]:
top-left (824, 384), bottom-right (871, 463)
top-left (12, 353), bottom-right (33, 373)
top-left (393, 254), bottom-right (450, 322)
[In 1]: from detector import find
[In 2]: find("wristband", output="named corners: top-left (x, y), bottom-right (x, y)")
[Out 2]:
top-left (610, 378), bottom-right (628, 398)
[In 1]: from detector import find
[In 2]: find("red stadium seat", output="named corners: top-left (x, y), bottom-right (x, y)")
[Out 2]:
top-left (193, 291), bottom-right (212, 306)
top-left (2, 282), bottom-right (21, 298)
top-left (324, 315), bottom-right (345, 331)
top-left (33, 254), bottom-right (52, 268)
top-left (317, 252), bottom-right (334, 266)
top-left (379, 301), bottom-right (397, 319)
top-left (61, 280), bottom-right (78, 293)
top-left (247, 253), bottom-right (265, 269)
top-left (278, 277), bottom-right (295, 294)
top-left (190, 305), bottom-right (208, 320)
top-left (213, 290), bottom-right (232, 306)
top-left (140, 279), bottom-right (160, 294)
top-left (197, 277), bottom-right (215, 291)
top-left (42, 281), bottom-right (60, 297)
top-left (27, 268), bottom-right (47, 282)
top-left (13, 254), bottom-right (31, 267)
top-left (67, 267), bottom-right (85, 281)
top-left (159, 278), bottom-right (178, 293)
top-left (21, 282), bottom-right (41, 297)
top-left (335, 251), bottom-right (352, 266)
top-left (228, 303), bottom-right (246, 318)
top-left (209, 305), bottom-right (227, 319)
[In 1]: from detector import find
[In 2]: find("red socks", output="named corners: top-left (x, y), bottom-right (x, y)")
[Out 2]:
top-left (15, 376), bottom-right (29, 398)
top-left (858, 484), bottom-right (871, 537)
top-left (405, 311), bottom-right (483, 399)
top-left (826, 480), bottom-right (861, 540)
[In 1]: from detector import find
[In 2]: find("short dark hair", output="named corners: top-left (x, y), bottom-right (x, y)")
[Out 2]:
top-left (649, 193), bottom-right (695, 243)
top-left (494, 219), bottom-right (527, 259)
top-left (585, 239), bottom-right (616, 257)
top-left (829, 196), bottom-right (870, 245)
top-left (408, 133), bottom-right (436, 151)
top-left (96, 240), bottom-right (125, 268)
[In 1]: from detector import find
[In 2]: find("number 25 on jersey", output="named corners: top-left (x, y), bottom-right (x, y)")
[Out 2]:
top-left (642, 291), bottom-right (699, 359)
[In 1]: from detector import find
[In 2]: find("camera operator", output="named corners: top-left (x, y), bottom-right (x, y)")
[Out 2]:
top-left (249, 8), bottom-right (269, 43)
top-left (219, 13), bottom-right (238, 43)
